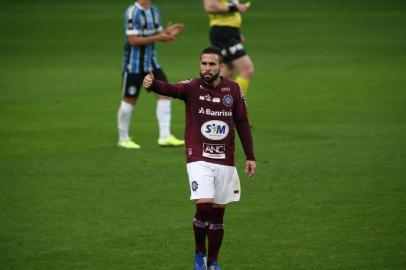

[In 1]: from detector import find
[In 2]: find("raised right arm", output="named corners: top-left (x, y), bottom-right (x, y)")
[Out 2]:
top-left (143, 73), bottom-right (188, 100)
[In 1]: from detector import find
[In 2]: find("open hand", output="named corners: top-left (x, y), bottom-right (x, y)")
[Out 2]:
top-left (238, 2), bottom-right (251, 13)
top-left (165, 22), bottom-right (184, 38)
top-left (155, 32), bottom-right (175, 43)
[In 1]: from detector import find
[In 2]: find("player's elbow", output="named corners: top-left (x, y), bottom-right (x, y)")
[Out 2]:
top-left (235, 117), bottom-right (249, 126)
top-left (127, 35), bottom-right (139, 47)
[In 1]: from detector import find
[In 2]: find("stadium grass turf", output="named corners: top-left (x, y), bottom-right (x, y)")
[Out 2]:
top-left (0, 0), bottom-right (405, 269)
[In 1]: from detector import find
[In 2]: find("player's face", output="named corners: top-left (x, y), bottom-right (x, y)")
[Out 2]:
top-left (200, 54), bottom-right (222, 84)
top-left (138, 0), bottom-right (152, 8)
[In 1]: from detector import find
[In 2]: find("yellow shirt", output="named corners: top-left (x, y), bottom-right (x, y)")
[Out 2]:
top-left (209, 0), bottom-right (242, 28)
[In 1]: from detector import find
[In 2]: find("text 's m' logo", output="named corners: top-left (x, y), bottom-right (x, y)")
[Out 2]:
top-left (200, 120), bottom-right (229, 140)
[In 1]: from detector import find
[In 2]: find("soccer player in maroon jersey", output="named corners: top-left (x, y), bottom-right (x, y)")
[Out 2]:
top-left (143, 46), bottom-right (256, 270)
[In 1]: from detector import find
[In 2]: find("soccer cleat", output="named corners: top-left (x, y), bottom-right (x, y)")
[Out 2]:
top-left (194, 252), bottom-right (207, 270)
top-left (157, 134), bottom-right (184, 147)
top-left (117, 139), bottom-right (141, 149)
top-left (207, 261), bottom-right (221, 270)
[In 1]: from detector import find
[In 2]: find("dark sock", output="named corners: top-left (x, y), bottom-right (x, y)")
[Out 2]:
top-left (193, 203), bottom-right (213, 253)
top-left (207, 207), bottom-right (225, 261)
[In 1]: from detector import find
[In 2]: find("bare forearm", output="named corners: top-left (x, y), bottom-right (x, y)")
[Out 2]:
top-left (127, 35), bottom-right (157, 46)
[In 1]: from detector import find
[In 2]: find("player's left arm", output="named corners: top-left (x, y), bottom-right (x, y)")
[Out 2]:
top-left (233, 88), bottom-right (256, 176)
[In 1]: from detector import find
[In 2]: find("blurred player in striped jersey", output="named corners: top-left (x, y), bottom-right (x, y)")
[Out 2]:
top-left (204, 0), bottom-right (254, 98)
top-left (117, 0), bottom-right (185, 149)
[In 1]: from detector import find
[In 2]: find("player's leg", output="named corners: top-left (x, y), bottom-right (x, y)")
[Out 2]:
top-left (187, 161), bottom-right (216, 270)
top-left (220, 62), bottom-right (234, 79)
top-left (155, 94), bottom-right (171, 140)
top-left (117, 72), bottom-right (141, 149)
top-left (194, 199), bottom-right (213, 270)
top-left (233, 54), bottom-right (254, 97)
top-left (153, 69), bottom-right (184, 147)
top-left (207, 164), bottom-right (241, 269)
top-left (207, 204), bottom-right (225, 270)
top-left (210, 26), bottom-right (234, 79)
top-left (215, 26), bottom-right (253, 97)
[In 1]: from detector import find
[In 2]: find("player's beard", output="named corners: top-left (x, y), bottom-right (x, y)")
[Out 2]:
top-left (200, 71), bottom-right (220, 84)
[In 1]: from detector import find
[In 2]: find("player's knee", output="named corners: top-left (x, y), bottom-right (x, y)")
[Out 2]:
top-left (195, 202), bottom-right (213, 220)
top-left (123, 97), bottom-right (137, 105)
top-left (221, 65), bottom-right (234, 78)
top-left (196, 198), bottom-right (214, 204)
top-left (157, 94), bottom-right (171, 100)
top-left (222, 71), bottom-right (233, 78)
top-left (241, 63), bottom-right (254, 79)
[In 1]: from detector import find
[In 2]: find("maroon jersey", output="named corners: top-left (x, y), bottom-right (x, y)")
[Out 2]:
top-left (151, 77), bottom-right (255, 166)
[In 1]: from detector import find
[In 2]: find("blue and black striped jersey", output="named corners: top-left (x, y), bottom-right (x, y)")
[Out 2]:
top-left (122, 3), bottom-right (163, 74)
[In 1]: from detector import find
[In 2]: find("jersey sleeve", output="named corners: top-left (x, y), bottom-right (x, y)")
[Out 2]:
top-left (125, 6), bottom-right (140, 36)
top-left (233, 85), bottom-right (255, 161)
top-left (150, 79), bottom-right (192, 101)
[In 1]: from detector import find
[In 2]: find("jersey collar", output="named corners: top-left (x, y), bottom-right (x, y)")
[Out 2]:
top-left (199, 76), bottom-right (225, 91)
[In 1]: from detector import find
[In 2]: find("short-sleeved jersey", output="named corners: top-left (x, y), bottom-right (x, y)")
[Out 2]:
top-left (122, 3), bottom-right (163, 74)
top-left (151, 77), bottom-right (255, 166)
top-left (209, 0), bottom-right (242, 28)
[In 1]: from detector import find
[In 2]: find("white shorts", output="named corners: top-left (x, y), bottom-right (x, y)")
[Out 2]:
top-left (186, 161), bottom-right (241, 204)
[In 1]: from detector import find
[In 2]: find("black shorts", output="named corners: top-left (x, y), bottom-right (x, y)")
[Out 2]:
top-left (209, 26), bottom-right (247, 63)
top-left (121, 68), bottom-right (168, 98)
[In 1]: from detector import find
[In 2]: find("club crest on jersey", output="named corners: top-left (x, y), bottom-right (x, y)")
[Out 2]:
top-left (191, 180), bottom-right (198, 191)
top-left (223, 94), bottom-right (233, 107)
top-left (201, 120), bottom-right (229, 140)
top-left (128, 86), bottom-right (137, 95)
top-left (140, 17), bottom-right (146, 27)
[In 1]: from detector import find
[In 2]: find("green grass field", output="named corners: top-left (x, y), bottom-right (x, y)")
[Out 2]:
top-left (1, 0), bottom-right (405, 269)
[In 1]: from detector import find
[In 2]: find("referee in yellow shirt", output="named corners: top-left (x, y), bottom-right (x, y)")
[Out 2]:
top-left (204, 0), bottom-right (253, 97)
